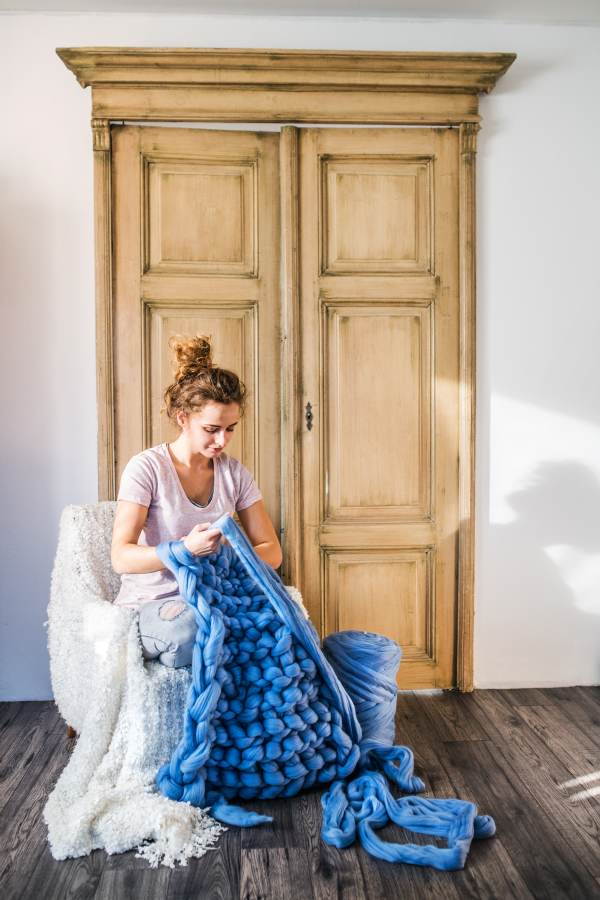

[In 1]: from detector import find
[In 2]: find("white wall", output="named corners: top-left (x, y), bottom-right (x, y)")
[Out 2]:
top-left (0, 12), bottom-right (598, 699)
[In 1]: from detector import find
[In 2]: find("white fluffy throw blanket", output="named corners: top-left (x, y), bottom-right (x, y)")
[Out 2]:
top-left (45, 503), bottom-right (224, 866)
top-left (45, 502), bottom-right (307, 867)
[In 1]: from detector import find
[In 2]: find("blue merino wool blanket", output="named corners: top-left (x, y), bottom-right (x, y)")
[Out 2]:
top-left (155, 514), bottom-right (495, 870)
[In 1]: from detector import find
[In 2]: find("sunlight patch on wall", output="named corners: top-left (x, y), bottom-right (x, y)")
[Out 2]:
top-left (544, 545), bottom-right (600, 616)
top-left (489, 394), bottom-right (600, 525)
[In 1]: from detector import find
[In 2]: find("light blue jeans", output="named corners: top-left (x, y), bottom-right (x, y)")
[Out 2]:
top-left (138, 596), bottom-right (197, 668)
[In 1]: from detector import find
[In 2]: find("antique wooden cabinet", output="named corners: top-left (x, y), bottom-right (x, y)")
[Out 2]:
top-left (59, 48), bottom-right (515, 689)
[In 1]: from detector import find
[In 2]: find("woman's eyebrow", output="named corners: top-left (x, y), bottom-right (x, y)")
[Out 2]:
top-left (204, 422), bottom-right (238, 427)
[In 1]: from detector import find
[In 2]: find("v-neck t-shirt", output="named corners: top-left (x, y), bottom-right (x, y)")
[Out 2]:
top-left (113, 443), bottom-right (262, 609)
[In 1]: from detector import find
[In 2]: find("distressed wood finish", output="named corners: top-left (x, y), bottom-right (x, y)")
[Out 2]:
top-left (3, 689), bottom-right (600, 900)
top-left (57, 49), bottom-right (515, 126)
top-left (111, 126), bottom-right (281, 532)
top-left (92, 119), bottom-right (115, 501)
top-left (457, 121), bottom-right (481, 692)
top-left (296, 127), bottom-right (459, 689)
top-left (57, 48), bottom-right (516, 91)
top-left (280, 126), bottom-right (301, 586)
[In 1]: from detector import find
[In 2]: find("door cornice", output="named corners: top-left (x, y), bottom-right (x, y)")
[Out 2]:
top-left (57, 48), bottom-right (515, 124)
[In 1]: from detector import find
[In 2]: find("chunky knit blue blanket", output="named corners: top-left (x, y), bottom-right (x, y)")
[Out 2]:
top-left (155, 514), bottom-right (495, 870)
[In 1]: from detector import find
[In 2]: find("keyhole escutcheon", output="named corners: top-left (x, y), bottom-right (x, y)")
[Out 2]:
top-left (305, 402), bottom-right (314, 431)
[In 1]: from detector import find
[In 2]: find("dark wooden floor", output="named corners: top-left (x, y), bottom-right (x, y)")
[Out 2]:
top-left (2, 688), bottom-right (600, 900)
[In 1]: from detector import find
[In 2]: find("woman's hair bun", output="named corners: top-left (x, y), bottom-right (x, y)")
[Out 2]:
top-left (169, 334), bottom-right (213, 385)
top-left (162, 332), bottom-right (247, 423)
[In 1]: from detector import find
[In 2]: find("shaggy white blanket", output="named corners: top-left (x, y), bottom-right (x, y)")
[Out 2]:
top-left (44, 502), bottom-right (307, 867)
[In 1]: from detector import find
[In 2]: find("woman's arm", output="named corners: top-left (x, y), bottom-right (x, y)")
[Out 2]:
top-left (111, 500), bottom-right (222, 575)
top-left (237, 500), bottom-right (282, 569)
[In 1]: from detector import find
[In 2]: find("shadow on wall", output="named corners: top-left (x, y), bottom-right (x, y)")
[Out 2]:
top-left (483, 461), bottom-right (600, 685)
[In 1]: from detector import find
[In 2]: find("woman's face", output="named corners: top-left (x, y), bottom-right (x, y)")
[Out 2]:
top-left (178, 402), bottom-right (240, 459)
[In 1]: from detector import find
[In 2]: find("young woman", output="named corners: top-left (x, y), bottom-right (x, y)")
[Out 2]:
top-left (111, 334), bottom-right (282, 666)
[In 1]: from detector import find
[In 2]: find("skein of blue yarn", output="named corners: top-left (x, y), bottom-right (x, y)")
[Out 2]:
top-left (322, 631), bottom-right (401, 746)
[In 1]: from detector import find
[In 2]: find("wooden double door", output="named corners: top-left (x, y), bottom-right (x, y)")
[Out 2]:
top-left (112, 123), bottom-right (461, 689)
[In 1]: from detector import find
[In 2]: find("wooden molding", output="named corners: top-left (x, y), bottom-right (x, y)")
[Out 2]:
top-left (57, 48), bottom-right (515, 124)
top-left (457, 121), bottom-right (480, 692)
top-left (91, 117), bottom-right (110, 151)
top-left (460, 120), bottom-right (481, 156)
top-left (280, 126), bottom-right (301, 588)
top-left (92, 118), bottom-right (115, 501)
top-left (57, 48), bottom-right (515, 92)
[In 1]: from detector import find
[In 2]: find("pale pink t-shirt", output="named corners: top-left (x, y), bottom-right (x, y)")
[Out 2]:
top-left (114, 444), bottom-right (262, 609)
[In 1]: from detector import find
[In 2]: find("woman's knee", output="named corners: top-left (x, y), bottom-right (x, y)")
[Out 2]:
top-left (138, 596), bottom-right (196, 667)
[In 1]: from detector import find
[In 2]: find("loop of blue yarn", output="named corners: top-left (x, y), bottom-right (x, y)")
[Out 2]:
top-left (321, 772), bottom-right (495, 867)
top-left (155, 514), bottom-right (495, 870)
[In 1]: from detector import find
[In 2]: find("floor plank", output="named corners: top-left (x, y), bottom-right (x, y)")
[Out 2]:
top-left (396, 693), bottom-right (536, 900)
top-left (580, 684), bottom-right (600, 703)
top-left (463, 690), bottom-right (600, 878)
top-left (0, 705), bottom-right (69, 817)
top-left (411, 691), bottom-right (489, 743)
top-left (299, 787), bottom-right (368, 900)
top-left (240, 848), bottom-right (315, 900)
top-left (23, 846), bottom-right (106, 900)
top-left (0, 730), bottom-right (70, 899)
top-left (94, 866), bottom-right (171, 900)
top-left (357, 838), bottom-right (462, 900)
top-left (167, 826), bottom-right (241, 900)
top-left (0, 701), bottom-right (27, 736)
top-left (542, 687), bottom-right (600, 750)
top-left (515, 703), bottom-right (600, 777)
top-left (239, 793), bottom-right (304, 850)
top-left (580, 686), bottom-right (600, 708)
top-left (0, 702), bottom-right (61, 770)
top-left (501, 689), bottom-right (550, 707)
top-left (445, 739), bottom-right (600, 899)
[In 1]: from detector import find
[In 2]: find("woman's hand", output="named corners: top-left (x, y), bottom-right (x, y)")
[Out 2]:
top-left (183, 523), bottom-right (222, 557)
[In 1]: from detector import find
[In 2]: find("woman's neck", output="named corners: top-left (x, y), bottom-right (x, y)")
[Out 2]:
top-left (168, 436), bottom-right (214, 472)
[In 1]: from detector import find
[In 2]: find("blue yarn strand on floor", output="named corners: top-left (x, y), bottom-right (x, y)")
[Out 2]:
top-left (155, 514), bottom-right (495, 870)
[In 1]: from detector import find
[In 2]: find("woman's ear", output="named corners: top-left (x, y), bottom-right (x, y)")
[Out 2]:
top-left (176, 410), bottom-right (187, 429)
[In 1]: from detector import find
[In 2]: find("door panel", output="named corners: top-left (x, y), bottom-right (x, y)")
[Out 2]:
top-left (324, 547), bottom-right (435, 686)
top-left (112, 126), bottom-right (280, 534)
top-left (324, 304), bottom-right (431, 519)
top-left (145, 304), bottom-right (255, 466)
top-left (296, 127), bottom-right (459, 688)
top-left (322, 156), bottom-right (432, 274)
top-left (145, 157), bottom-right (257, 276)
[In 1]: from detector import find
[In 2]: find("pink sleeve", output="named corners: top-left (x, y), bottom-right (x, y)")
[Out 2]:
top-left (234, 461), bottom-right (263, 511)
top-left (117, 454), bottom-right (155, 508)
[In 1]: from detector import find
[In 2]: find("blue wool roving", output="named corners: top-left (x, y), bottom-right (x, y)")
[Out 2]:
top-left (155, 515), bottom-right (495, 870)
top-left (323, 631), bottom-right (401, 746)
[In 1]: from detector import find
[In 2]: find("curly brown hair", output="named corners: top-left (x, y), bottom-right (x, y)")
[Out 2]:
top-left (162, 334), bottom-right (247, 425)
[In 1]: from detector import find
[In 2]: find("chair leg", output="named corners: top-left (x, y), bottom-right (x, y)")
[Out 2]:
top-left (67, 725), bottom-right (76, 739)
